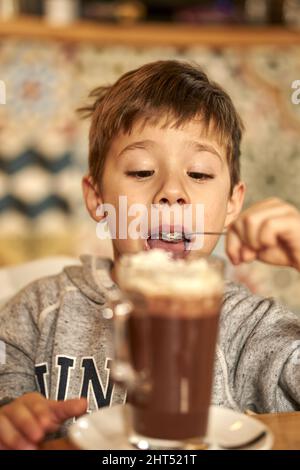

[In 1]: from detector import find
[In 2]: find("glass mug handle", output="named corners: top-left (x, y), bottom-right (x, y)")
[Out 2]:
top-left (109, 293), bottom-right (137, 393)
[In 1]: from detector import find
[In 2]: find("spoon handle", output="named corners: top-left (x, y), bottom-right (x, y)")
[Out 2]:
top-left (186, 231), bottom-right (227, 236)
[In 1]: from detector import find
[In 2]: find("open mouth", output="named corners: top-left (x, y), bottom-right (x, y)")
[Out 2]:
top-left (145, 229), bottom-right (192, 254)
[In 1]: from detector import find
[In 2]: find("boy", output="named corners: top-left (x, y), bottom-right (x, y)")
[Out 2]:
top-left (0, 60), bottom-right (300, 450)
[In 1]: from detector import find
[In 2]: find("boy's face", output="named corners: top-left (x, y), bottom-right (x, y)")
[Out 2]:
top-left (84, 118), bottom-right (245, 261)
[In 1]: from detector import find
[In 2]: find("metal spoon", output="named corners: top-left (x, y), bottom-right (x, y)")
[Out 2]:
top-left (186, 231), bottom-right (227, 236)
top-left (184, 429), bottom-right (267, 450)
top-left (218, 430), bottom-right (267, 450)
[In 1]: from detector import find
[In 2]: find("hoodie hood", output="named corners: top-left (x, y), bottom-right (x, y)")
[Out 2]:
top-left (64, 255), bottom-right (119, 305)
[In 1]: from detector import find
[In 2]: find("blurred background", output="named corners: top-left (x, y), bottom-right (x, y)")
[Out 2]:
top-left (0, 0), bottom-right (300, 312)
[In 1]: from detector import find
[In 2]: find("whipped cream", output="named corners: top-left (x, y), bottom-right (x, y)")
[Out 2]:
top-left (116, 249), bottom-right (224, 298)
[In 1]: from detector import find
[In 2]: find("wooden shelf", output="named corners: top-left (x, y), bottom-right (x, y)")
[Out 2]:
top-left (1, 16), bottom-right (300, 46)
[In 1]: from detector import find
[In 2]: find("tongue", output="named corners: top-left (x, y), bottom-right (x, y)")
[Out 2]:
top-left (147, 239), bottom-right (186, 253)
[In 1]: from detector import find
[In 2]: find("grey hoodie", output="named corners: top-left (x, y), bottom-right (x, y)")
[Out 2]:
top-left (0, 255), bottom-right (300, 434)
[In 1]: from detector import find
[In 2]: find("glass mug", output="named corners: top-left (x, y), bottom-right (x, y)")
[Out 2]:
top-left (109, 253), bottom-right (224, 450)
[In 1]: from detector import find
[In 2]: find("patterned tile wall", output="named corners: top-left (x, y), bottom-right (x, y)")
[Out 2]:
top-left (0, 39), bottom-right (299, 311)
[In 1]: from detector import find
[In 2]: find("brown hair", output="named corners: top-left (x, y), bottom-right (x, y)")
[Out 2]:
top-left (79, 60), bottom-right (243, 192)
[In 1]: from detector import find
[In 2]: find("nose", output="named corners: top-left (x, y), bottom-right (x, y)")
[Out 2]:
top-left (153, 174), bottom-right (190, 206)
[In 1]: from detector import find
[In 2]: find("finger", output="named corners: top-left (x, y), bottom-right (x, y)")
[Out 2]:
top-left (234, 205), bottom-right (296, 251)
top-left (259, 215), bottom-right (300, 269)
top-left (240, 246), bottom-right (257, 263)
top-left (226, 227), bottom-right (243, 264)
top-left (2, 404), bottom-right (43, 443)
top-left (259, 214), bottom-right (300, 245)
top-left (26, 400), bottom-right (61, 434)
top-left (0, 414), bottom-right (37, 450)
top-left (244, 204), bottom-right (296, 248)
top-left (229, 197), bottom-right (295, 246)
top-left (257, 246), bottom-right (292, 267)
top-left (49, 398), bottom-right (87, 424)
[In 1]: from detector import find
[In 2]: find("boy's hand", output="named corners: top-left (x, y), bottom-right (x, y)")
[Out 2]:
top-left (0, 392), bottom-right (87, 450)
top-left (226, 198), bottom-right (300, 271)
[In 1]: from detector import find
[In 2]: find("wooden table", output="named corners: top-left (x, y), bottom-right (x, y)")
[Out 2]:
top-left (40, 411), bottom-right (300, 450)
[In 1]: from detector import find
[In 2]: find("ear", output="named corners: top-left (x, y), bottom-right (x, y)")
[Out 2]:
top-left (82, 175), bottom-right (105, 222)
top-left (224, 181), bottom-right (246, 229)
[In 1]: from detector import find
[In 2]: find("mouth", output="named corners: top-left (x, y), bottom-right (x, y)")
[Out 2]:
top-left (145, 226), bottom-right (193, 255)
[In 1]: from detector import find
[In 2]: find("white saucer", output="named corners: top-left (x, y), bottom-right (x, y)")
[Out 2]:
top-left (69, 405), bottom-right (273, 450)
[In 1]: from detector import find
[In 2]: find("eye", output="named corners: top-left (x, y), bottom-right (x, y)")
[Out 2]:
top-left (187, 172), bottom-right (214, 181)
top-left (126, 170), bottom-right (155, 179)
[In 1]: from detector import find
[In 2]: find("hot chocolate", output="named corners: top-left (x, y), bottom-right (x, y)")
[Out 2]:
top-left (115, 250), bottom-right (224, 443)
